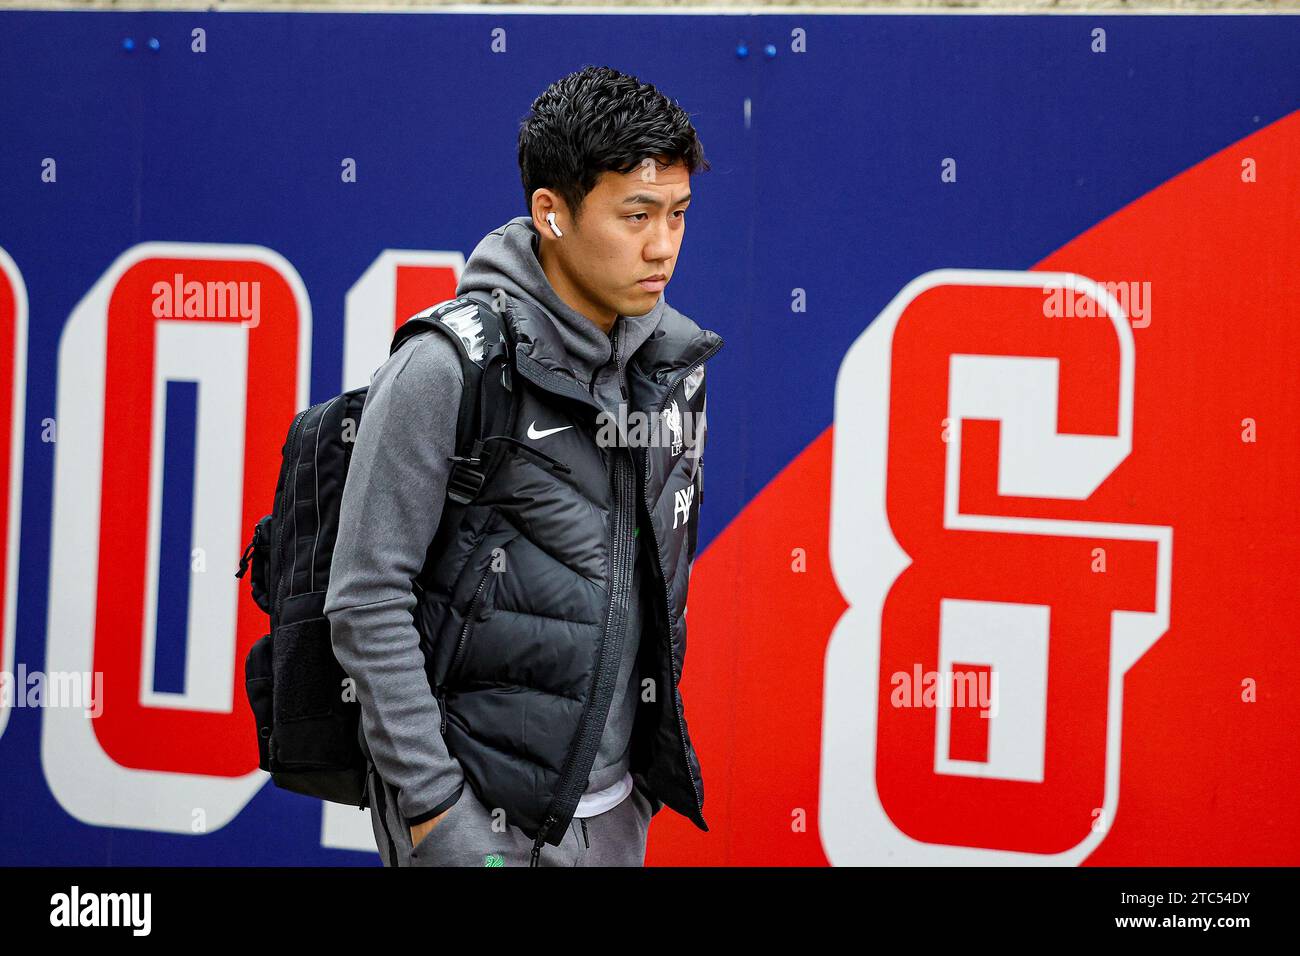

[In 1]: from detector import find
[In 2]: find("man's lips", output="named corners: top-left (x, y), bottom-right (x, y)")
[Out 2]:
top-left (638, 276), bottom-right (667, 291)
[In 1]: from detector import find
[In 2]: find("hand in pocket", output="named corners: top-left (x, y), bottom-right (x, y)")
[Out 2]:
top-left (410, 803), bottom-right (453, 850)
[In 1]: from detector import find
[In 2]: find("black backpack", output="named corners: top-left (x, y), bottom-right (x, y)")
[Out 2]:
top-left (235, 290), bottom-right (517, 810)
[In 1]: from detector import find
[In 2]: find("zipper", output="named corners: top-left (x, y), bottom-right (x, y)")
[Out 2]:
top-left (530, 449), bottom-right (634, 866)
top-left (637, 340), bottom-right (722, 825)
top-left (368, 763), bottom-right (399, 865)
top-left (273, 408), bottom-right (309, 630)
top-left (581, 818), bottom-right (589, 848)
top-left (530, 812), bottom-right (558, 867)
top-left (615, 324), bottom-right (628, 402)
top-left (478, 434), bottom-right (572, 475)
top-left (309, 396), bottom-right (341, 592)
top-left (610, 322), bottom-right (629, 404)
top-left (438, 563), bottom-right (494, 735)
top-left (590, 323), bottom-right (628, 404)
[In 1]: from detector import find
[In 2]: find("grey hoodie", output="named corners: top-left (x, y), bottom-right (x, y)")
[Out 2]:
top-left (325, 215), bottom-right (662, 830)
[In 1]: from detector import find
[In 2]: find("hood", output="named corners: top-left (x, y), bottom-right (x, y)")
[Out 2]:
top-left (456, 215), bottom-right (665, 387)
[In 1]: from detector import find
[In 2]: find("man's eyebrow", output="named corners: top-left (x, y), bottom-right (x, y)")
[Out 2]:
top-left (621, 192), bottom-right (692, 208)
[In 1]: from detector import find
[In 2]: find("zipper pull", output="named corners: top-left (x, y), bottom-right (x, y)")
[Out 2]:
top-left (530, 812), bottom-right (557, 867)
top-left (436, 686), bottom-right (448, 735)
top-left (358, 765), bottom-right (372, 812)
top-left (235, 533), bottom-right (256, 578)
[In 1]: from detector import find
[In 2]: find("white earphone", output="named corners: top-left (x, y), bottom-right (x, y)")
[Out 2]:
top-left (546, 212), bottom-right (563, 238)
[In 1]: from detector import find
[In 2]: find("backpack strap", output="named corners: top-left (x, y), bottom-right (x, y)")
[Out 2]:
top-left (388, 292), bottom-right (516, 507)
top-left (458, 290), bottom-right (517, 460)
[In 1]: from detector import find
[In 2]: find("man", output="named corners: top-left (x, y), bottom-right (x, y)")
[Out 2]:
top-left (324, 65), bottom-right (721, 867)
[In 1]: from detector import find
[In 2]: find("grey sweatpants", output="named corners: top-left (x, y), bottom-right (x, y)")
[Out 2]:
top-left (367, 768), bottom-right (657, 867)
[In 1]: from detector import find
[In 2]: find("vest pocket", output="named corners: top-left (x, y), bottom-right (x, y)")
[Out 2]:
top-left (447, 564), bottom-right (495, 687)
top-left (445, 523), bottom-right (520, 688)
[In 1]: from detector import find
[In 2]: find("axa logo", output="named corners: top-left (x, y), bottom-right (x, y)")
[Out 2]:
top-left (673, 484), bottom-right (694, 530)
top-left (820, 269), bottom-right (1172, 865)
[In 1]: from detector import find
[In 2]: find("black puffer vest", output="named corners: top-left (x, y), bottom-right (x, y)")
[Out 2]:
top-left (413, 293), bottom-right (722, 864)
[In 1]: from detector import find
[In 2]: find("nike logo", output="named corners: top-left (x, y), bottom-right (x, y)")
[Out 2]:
top-left (527, 421), bottom-right (574, 440)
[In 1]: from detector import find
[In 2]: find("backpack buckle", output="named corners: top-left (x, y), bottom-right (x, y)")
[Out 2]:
top-left (446, 439), bottom-right (487, 504)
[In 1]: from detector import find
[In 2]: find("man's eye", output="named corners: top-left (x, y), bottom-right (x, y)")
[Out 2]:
top-left (626, 211), bottom-right (686, 223)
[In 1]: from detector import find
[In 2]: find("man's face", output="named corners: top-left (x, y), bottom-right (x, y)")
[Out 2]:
top-left (540, 157), bottom-right (691, 327)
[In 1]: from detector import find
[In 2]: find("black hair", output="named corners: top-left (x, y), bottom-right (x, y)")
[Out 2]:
top-left (517, 65), bottom-right (710, 220)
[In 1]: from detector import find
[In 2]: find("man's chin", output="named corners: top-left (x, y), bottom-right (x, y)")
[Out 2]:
top-left (623, 290), bottom-right (663, 315)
